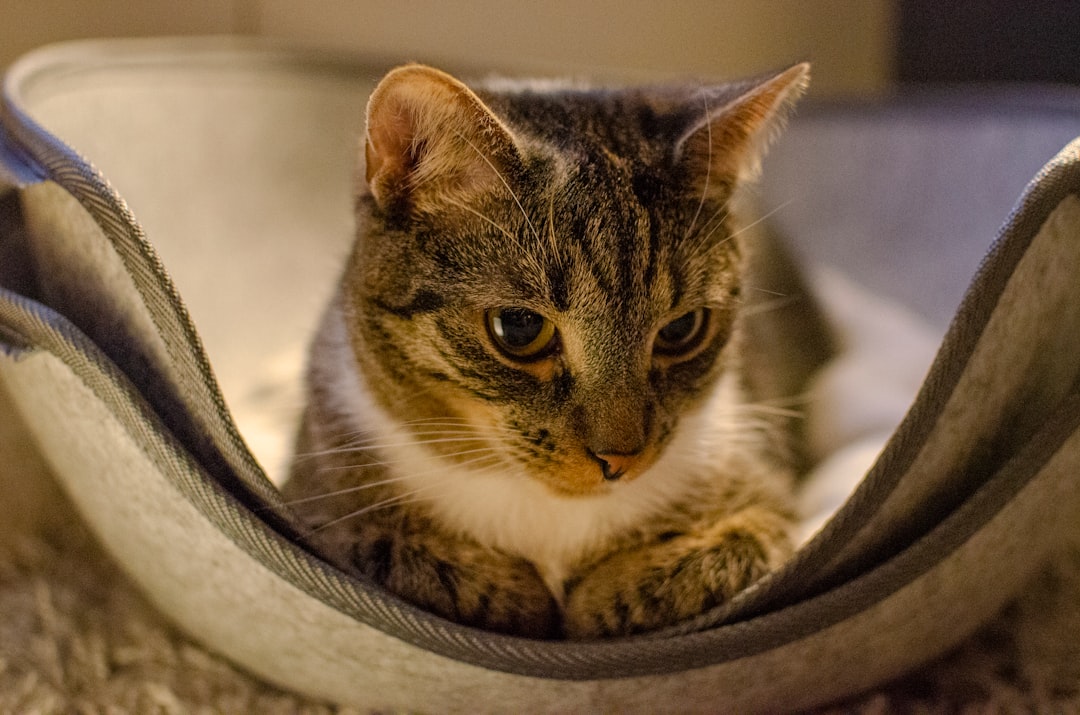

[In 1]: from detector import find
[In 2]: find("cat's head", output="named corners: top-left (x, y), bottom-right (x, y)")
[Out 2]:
top-left (341, 63), bottom-right (808, 497)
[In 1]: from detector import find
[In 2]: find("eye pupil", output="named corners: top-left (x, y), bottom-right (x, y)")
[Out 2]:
top-left (654, 308), bottom-right (709, 357)
top-left (658, 311), bottom-right (698, 344)
top-left (493, 309), bottom-right (543, 347)
top-left (486, 308), bottom-right (558, 359)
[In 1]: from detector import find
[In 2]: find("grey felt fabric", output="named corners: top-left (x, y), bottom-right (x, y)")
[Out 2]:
top-left (1, 38), bottom-right (1079, 712)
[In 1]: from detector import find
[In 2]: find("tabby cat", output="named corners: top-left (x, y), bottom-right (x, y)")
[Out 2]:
top-left (283, 62), bottom-right (829, 639)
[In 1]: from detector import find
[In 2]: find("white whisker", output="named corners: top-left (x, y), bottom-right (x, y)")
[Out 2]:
top-left (738, 403), bottom-right (804, 419)
top-left (290, 449), bottom-right (508, 512)
top-left (296, 435), bottom-right (494, 463)
top-left (683, 87), bottom-right (713, 241)
top-left (445, 196), bottom-right (523, 248)
top-left (318, 445), bottom-right (503, 474)
top-left (307, 418), bottom-right (516, 453)
top-left (280, 473), bottom-right (416, 507)
top-left (456, 131), bottom-right (540, 241)
top-left (740, 295), bottom-right (799, 318)
top-left (546, 187), bottom-right (565, 267)
top-left (394, 418), bottom-right (517, 434)
top-left (304, 451), bottom-right (509, 532)
top-left (307, 490), bottom-right (429, 532)
top-left (748, 287), bottom-right (789, 297)
top-left (724, 198), bottom-right (795, 245)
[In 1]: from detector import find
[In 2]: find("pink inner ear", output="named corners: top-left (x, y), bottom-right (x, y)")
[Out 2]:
top-left (361, 64), bottom-right (525, 211)
top-left (365, 100), bottom-right (418, 198)
top-left (364, 138), bottom-right (383, 186)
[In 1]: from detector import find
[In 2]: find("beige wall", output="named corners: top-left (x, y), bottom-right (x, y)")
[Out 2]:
top-left (2, 1), bottom-right (892, 95)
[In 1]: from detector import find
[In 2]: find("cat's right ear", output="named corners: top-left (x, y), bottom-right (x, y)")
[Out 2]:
top-left (676, 63), bottom-right (810, 189)
top-left (363, 64), bottom-right (521, 214)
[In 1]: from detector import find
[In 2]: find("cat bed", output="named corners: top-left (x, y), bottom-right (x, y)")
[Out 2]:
top-left (1, 38), bottom-right (1079, 712)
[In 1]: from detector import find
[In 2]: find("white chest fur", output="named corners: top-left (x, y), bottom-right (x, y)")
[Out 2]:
top-left (396, 440), bottom-right (719, 596)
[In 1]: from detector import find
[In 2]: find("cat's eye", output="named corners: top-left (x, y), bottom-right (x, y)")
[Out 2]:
top-left (486, 308), bottom-right (558, 360)
top-left (654, 308), bottom-right (710, 357)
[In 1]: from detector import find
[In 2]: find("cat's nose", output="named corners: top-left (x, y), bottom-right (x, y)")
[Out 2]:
top-left (588, 450), bottom-right (641, 481)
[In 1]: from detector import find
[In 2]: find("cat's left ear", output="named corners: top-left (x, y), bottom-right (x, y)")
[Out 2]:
top-left (362, 64), bottom-right (522, 214)
top-left (677, 63), bottom-right (809, 188)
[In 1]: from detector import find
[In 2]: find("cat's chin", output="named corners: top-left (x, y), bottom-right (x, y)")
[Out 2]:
top-left (535, 478), bottom-right (617, 499)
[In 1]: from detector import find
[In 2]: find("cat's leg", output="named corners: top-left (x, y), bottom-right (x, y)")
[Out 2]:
top-left (347, 520), bottom-right (562, 639)
top-left (562, 505), bottom-right (793, 638)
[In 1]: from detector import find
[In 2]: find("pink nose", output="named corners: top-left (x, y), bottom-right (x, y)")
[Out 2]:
top-left (591, 452), bottom-right (640, 481)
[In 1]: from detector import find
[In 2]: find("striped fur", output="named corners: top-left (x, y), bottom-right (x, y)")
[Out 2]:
top-left (284, 63), bottom-right (816, 639)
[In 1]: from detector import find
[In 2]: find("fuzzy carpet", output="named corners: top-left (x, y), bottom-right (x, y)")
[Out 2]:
top-left (2, 385), bottom-right (1080, 713)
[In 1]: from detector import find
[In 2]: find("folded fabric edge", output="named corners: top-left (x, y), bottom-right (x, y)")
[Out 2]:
top-left (721, 139), bottom-right (1080, 624)
top-left (0, 62), bottom-right (291, 525)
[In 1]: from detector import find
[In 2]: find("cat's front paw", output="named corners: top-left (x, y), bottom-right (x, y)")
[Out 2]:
top-left (563, 516), bottom-right (789, 638)
top-left (351, 529), bottom-right (562, 639)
